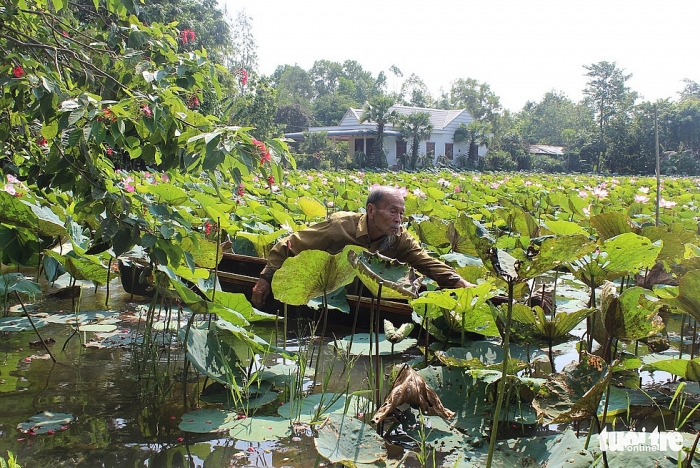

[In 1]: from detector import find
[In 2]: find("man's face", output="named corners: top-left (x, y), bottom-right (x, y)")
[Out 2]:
top-left (367, 192), bottom-right (405, 239)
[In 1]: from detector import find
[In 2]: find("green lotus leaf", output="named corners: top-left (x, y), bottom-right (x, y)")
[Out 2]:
top-left (451, 429), bottom-right (593, 468)
top-left (542, 218), bottom-right (589, 236)
top-left (570, 233), bottom-right (661, 287)
top-left (273, 246), bottom-right (358, 305)
top-left (451, 213), bottom-right (494, 259)
top-left (308, 286), bottom-right (350, 313)
top-left (512, 305), bottom-right (594, 342)
top-left (0, 272), bottom-right (41, 299)
top-left (488, 248), bottom-right (520, 282)
top-left (235, 229), bottom-right (288, 257)
top-left (523, 235), bottom-right (597, 279)
top-left (181, 327), bottom-right (243, 385)
top-left (179, 408), bottom-right (239, 433)
top-left (17, 411), bottom-right (74, 435)
top-left (605, 286), bottom-right (664, 341)
top-left (211, 291), bottom-right (275, 322)
top-left (643, 357), bottom-right (700, 381)
top-left (331, 333), bottom-right (417, 356)
top-left (298, 196), bottom-right (326, 218)
top-left (314, 413), bottom-right (387, 465)
top-left (666, 270), bottom-right (700, 322)
top-left (180, 236), bottom-right (224, 269)
top-left (229, 416), bottom-right (291, 441)
top-left (278, 392), bottom-right (348, 422)
top-left (641, 226), bottom-right (689, 263)
top-left (348, 249), bottom-right (420, 300)
top-left (44, 251), bottom-right (109, 285)
top-left (414, 218), bottom-right (450, 250)
top-left (214, 320), bottom-right (296, 360)
top-left (590, 212), bottom-right (633, 240)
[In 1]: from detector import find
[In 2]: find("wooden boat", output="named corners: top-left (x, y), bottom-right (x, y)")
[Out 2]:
top-left (216, 252), bottom-right (415, 318)
top-left (118, 252), bottom-right (415, 320)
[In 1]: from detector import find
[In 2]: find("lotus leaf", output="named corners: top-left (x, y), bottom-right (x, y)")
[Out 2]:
top-left (587, 431), bottom-right (699, 468)
top-left (542, 218), bottom-right (588, 236)
top-left (178, 408), bottom-right (240, 433)
top-left (521, 235), bottom-right (597, 279)
top-left (229, 416), bottom-right (291, 441)
top-left (348, 249), bottom-right (421, 300)
top-left (533, 352), bottom-right (611, 423)
top-left (213, 319), bottom-right (296, 360)
top-left (590, 212), bottom-right (633, 240)
top-left (308, 286), bottom-right (351, 313)
top-left (665, 270), bottom-right (700, 323)
top-left (298, 196), bottom-right (326, 218)
top-left (332, 333), bottom-right (417, 356)
top-left (278, 392), bottom-right (348, 422)
top-left (447, 429), bottom-right (594, 468)
top-left (315, 413), bottom-right (387, 465)
top-left (0, 272), bottom-right (42, 299)
top-left (17, 411), bottom-right (74, 435)
top-left (0, 315), bottom-right (48, 332)
top-left (643, 357), bottom-right (700, 381)
top-left (383, 320), bottom-right (414, 344)
top-left (273, 246), bottom-right (358, 306)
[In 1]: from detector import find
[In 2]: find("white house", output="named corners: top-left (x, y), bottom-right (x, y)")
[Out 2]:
top-left (285, 105), bottom-right (486, 167)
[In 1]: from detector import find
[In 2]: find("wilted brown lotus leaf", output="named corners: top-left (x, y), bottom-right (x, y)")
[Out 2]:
top-left (371, 364), bottom-right (455, 425)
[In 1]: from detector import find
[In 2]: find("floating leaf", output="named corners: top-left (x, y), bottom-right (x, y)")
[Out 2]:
top-left (331, 333), bottom-right (416, 356)
top-left (643, 357), bottom-right (700, 381)
top-left (229, 416), bottom-right (291, 441)
top-left (17, 411), bottom-right (74, 435)
top-left (308, 286), bottom-right (351, 313)
top-left (178, 408), bottom-right (239, 433)
top-left (278, 392), bottom-right (348, 423)
top-left (315, 413), bottom-right (387, 465)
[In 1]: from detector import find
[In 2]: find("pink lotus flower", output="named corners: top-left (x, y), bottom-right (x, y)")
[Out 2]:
top-left (634, 194), bottom-right (649, 203)
top-left (454, 186), bottom-right (461, 193)
top-left (4, 184), bottom-right (16, 196)
top-left (412, 188), bottom-right (426, 198)
top-left (161, 173), bottom-right (169, 183)
top-left (592, 187), bottom-right (608, 200)
top-left (638, 186), bottom-right (650, 194)
top-left (660, 198), bottom-right (677, 209)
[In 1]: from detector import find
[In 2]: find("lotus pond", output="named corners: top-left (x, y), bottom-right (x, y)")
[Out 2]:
top-left (3, 170), bottom-right (700, 468)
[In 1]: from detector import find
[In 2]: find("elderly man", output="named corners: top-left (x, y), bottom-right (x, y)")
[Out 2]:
top-left (251, 185), bottom-right (472, 308)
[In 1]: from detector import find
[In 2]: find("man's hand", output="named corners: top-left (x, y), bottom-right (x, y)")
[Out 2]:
top-left (251, 278), bottom-right (271, 309)
top-left (454, 278), bottom-right (476, 288)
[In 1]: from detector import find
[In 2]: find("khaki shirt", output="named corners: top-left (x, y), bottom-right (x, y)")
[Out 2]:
top-left (260, 211), bottom-right (464, 287)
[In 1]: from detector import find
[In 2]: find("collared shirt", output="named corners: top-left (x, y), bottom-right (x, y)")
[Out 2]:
top-left (260, 211), bottom-right (464, 287)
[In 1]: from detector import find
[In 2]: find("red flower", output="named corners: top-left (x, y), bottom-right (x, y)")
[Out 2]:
top-left (61, 30), bottom-right (69, 37)
top-left (106, 147), bottom-right (114, 156)
top-left (237, 183), bottom-right (245, 197)
top-left (141, 104), bottom-right (152, 118)
top-left (205, 221), bottom-right (212, 236)
top-left (253, 139), bottom-right (271, 164)
top-left (187, 94), bottom-right (200, 109)
top-left (180, 29), bottom-right (195, 44)
top-left (236, 68), bottom-right (248, 86)
top-left (267, 175), bottom-right (275, 186)
top-left (37, 137), bottom-right (47, 146)
top-left (12, 66), bottom-right (24, 78)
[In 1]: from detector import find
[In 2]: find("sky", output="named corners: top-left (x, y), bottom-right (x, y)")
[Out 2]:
top-left (218, 0), bottom-right (700, 112)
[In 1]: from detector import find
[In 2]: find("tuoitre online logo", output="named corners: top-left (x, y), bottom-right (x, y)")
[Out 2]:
top-left (598, 427), bottom-right (684, 452)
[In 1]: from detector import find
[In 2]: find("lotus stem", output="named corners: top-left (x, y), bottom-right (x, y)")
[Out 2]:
top-left (346, 282), bottom-right (364, 359)
top-left (375, 282), bottom-right (383, 410)
top-left (692, 319), bottom-right (697, 360)
top-left (312, 290), bottom-right (329, 386)
top-left (212, 216), bottom-right (221, 302)
top-left (680, 314), bottom-right (686, 359)
top-left (283, 303), bottom-right (288, 351)
top-left (15, 291), bottom-right (56, 362)
top-left (685, 430), bottom-right (700, 468)
top-left (105, 257), bottom-right (112, 307)
top-left (486, 280), bottom-right (515, 468)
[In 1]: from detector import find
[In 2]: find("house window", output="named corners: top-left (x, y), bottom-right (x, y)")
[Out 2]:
top-left (426, 142), bottom-right (435, 157)
top-left (445, 143), bottom-right (453, 160)
top-left (396, 141), bottom-right (407, 158)
top-left (354, 139), bottom-right (364, 154)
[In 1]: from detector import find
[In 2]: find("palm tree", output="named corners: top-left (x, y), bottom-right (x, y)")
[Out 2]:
top-left (397, 112), bottom-right (433, 170)
top-left (360, 96), bottom-right (398, 167)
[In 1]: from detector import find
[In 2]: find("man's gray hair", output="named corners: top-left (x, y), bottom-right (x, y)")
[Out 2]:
top-left (366, 186), bottom-right (400, 207)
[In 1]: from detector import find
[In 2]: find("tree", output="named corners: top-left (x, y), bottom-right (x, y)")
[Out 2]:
top-left (397, 112), bottom-right (433, 170)
top-left (449, 78), bottom-right (502, 126)
top-left (516, 91), bottom-right (594, 146)
top-left (399, 74), bottom-right (433, 108)
top-left (275, 104), bottom-right (311, 134)
top-left (454, 121), bottom-right (492, 165)
top-left (360, 96), bottom-right (398, 167)
top-left (582, 61), bottom-right (638, 172)
top-left (226, 76), bottom-right (281, 140)
top-left (227, 10), bottom-right (258, 76)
